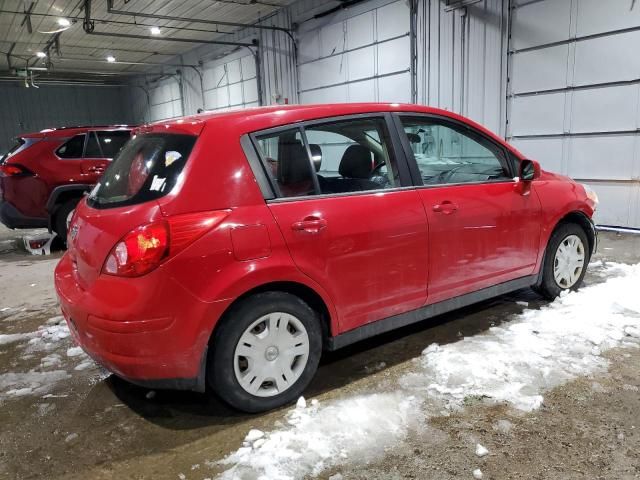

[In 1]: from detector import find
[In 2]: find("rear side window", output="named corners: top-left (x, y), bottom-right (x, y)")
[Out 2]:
top-left (56, 134), bottom-right (85, 158)
top-left (97, 131), bottom-right (130, 158)
top-left (84, 132), bottom-right (102, 158)
top-left (87, 133), bottom-right (196, 208)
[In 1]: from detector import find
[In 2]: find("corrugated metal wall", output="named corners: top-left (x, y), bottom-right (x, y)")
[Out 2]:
top-left (127, 8), bottom-right (297, 121)
top-left (202, 50), bottom-right (260, 111)
top-left (507, 0), bottom-right (640, 228)
top-left (0, 83), bottom-right (133, 154)
top-left (295, 0), bottom-right (412, 104)
top-left (290, 0), bottom-right (508, 134)
top-left (416, 0), bottom-right (509, 135)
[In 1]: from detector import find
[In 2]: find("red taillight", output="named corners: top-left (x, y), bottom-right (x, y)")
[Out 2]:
top-left (102, 210), bottom-right (229, 277)
top-left (103, 222), bottom-right (169, 277)
top-left (0, 164), bottom-right (32, 177)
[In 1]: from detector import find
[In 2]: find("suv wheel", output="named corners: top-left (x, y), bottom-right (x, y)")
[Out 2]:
top-left (208, 292), bottom-right (322, 413)
top-left (535, 223), bottom-right (590, 300)
top-left (53, 199), bottom-right (79, 246)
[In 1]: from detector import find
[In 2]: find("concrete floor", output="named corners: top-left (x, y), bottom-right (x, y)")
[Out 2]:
top-left (0, 224), bottom-right (638, 480)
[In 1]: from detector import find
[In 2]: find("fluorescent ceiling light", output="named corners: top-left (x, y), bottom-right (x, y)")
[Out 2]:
top-left (150, 26), bottom-right (161, 35)
top-left (57, 18), bottom-right (71, 27)
top-left (106, 55), bottom-right (116, 62)
top-left (36, 51), bottom-right (47, 58)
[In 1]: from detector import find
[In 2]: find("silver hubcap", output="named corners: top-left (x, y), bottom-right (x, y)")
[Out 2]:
top-left (553, 234), bottom-right (585, 289)
top-left (234, 312), bottom-right (310, 397)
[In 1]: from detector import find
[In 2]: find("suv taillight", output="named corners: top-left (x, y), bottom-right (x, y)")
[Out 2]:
top-left (0, 164), bottom-right (33, 177)
top-left (102, 210), bottom-right (230, 277)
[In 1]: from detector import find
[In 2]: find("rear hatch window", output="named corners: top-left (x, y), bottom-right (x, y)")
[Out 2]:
top-left (87, 133), bottom-right (196, 209)
top-left (1, 138), bottom-right (37, 163)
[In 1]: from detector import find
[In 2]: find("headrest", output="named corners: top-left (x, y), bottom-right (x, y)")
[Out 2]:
top-left (339, 145), bottom-right (372, 179)
top-left (277, 140), bottom-right (310, 184)
top-left (309, 144), bottom-right (322, 172)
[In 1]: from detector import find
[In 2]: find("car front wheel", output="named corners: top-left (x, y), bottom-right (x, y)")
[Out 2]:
top-left (535, 223), bottom-right (590, 299)
top-left (208, 291), bottom-right (322, 413)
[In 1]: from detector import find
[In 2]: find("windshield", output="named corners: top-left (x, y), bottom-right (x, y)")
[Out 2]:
top-left (87, 133), bottom-right (196, 209)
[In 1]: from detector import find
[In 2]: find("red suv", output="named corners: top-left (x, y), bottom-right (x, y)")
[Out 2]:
top-left (0, 126), bottom-right (132, 241)
top-left (54, 104), bottom-right (598, 412)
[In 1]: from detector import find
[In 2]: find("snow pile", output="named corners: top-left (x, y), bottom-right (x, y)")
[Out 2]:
top-left (0, 332), bottom-right (35, 345)
top-left (219, 393), bottom-right (422, 480)
top-left (0, 317), bottom-right (96, 401)
top-left (218, 262), bottom-right (640, 479)
top-left (402, 262), bottom-right (640, 411)
top-left (0, 371), bottom-right (71, 397)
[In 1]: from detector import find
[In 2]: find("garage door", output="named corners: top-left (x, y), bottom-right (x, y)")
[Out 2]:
top-left (202, 51), bottom-right (260, 111)
top-left (507, 0), bottom-right (640, 228)
top-left (148, 77), bottom-right (183, 122)
top-left (297, 0), bottom-right (411, 104)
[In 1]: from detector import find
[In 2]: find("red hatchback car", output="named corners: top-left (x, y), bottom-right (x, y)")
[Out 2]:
top-left (0, 126), bottom-right (132, 241)
top-left (55, 104), bottom-right (598, 412)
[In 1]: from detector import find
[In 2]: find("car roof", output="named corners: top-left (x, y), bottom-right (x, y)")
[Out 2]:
top-left (144, 103), bottom-right (518, 156)
top-left (20, 125), bottom-right (134, 139)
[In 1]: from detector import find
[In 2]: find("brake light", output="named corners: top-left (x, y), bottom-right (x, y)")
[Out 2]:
top-left (102, 210), bottom-right (229, 277)
top-left (0, 164), bottom-right (32, 177)
top-left (103, 222), bottom-right (169, 277)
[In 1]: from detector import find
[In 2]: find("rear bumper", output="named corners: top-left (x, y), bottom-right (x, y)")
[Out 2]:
top-left (54, 253), bottom-right (232, 390)
top-left (0, 201), bottom-right (47, 229)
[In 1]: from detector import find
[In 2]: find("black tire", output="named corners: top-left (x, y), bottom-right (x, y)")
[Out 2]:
top-left (535, 222), bottom-right (590, 300)
top-left (208, 291), bottom-right (323, 413)
top-left (53, 198), bottom-right (79, 247)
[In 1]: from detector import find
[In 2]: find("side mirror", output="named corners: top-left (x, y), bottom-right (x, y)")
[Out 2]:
top-left (519, 159), bottom-right (540, 182)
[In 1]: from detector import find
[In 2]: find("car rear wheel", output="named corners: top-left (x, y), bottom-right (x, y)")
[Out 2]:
top-left (208, 291), bottom-right (322, 412)
top-left (52, 199), bottom-right (79, 247)
top-left (535, 223), bottom-right (590, 300)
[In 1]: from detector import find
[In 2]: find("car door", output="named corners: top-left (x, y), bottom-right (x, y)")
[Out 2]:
top-left (394, 114), bottom-right (543, 304)
top-left (252, 115), bottom-right (429, 333)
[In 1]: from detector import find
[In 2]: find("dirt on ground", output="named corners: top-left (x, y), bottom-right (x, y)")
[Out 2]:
top-left (0, 224), bottom-right (639, 480)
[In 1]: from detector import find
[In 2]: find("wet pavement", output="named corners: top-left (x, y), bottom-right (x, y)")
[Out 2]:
top-left (0, 224), bottom-right (638, 480)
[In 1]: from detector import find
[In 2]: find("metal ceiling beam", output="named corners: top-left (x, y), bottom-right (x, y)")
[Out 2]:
top-left (0, 10), bottom-right (239, 36)
top-left (54, 57), bottom-right (200, 68)
top-left (106, 0), bottom-right (295, 44)
top-left (20, 2), bottom-right (34, 34)
top-left (85, 30), bottom-right (257, 48)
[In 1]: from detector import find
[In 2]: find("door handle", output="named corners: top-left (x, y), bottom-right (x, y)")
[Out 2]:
top-left (432, 201), bottom-right (458, 214)
top-left (291, 216), bottom-right (327, 234)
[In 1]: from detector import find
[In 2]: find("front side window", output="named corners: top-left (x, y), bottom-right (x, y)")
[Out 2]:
top-left (87, 133), bottom-right (196, 208)
top-left (56, 134), bottom-right (85, 159)
top-left (400, 117), bottom-right (510, 185)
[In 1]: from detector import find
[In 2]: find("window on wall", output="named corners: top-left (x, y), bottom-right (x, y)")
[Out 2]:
top-left (56, 134), bottom-right (85, 159)
top-left (399, 117), bottom-right (510, 185)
